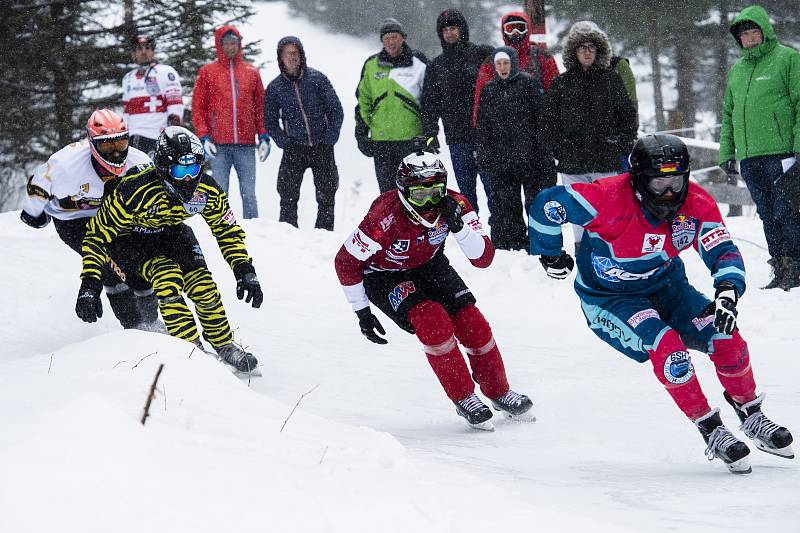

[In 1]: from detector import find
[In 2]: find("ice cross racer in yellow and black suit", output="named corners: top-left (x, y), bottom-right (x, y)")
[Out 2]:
top-left (76, 126), bottom-right (263, 373)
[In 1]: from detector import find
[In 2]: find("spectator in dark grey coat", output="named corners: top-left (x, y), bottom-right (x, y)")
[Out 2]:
top-left (420, 8), bottom-right (493, 213)
top-left (265, 36), bottom-right (343, 230)
top-left (476, 47), bottom-right (554, 251)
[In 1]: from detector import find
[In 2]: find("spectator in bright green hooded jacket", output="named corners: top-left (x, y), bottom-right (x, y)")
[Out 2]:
top-left (718, 5), bottom-right (800, 290)
top-left (355, 18), bottom-right (428, 193)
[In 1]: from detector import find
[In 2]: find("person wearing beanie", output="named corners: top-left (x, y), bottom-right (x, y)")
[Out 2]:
top-left (472, 12), bottom-right (560, 127)
top-left (420, 9), bottom-right (494, 214)
top-left (356, 18), bottom-right (428, 193)
top-left (264, 36), bottom-right (344, 231)
top-left (718, 5), bottom-right (800, 290)
top-left (192, 25), bottom-right (270, 219)
top-left (540, 20), bottom-right (637, 254)
top-left (475, 46), bottom-right (553, 251)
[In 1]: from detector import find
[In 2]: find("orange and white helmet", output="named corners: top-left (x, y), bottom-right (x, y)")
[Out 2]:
top-left (87, 109), bottom-right (129, 176)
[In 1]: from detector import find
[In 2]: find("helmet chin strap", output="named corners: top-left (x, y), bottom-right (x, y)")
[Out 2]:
top-left (397, 190), bottom-right (440, 228)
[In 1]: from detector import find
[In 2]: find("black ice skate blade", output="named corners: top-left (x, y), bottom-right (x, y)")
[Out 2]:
top-left (231, 365), bottom-right (262, 378)
top-left (754, 442), bottom-right (795, 459)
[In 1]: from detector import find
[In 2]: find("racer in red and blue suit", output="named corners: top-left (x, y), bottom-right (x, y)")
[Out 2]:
top-left (529, 134), bottom-right (793, 471)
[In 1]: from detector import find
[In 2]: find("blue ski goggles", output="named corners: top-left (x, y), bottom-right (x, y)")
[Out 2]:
top-left (169, 162), bottom-right (202, 181)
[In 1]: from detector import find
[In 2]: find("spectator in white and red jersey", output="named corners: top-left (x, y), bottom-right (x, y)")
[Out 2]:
top-left (122, 35), bottom-right (184, 157)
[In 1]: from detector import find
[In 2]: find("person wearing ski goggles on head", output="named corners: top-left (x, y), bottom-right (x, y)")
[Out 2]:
top-left (334, 142), bottom-right (534, 431)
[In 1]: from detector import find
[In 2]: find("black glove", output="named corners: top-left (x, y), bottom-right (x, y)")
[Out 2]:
top-left (539, 251), bottom-right (574, 280)
top-left (721, 159), bottom-right (739, 179)
top-left (357, 137), bottom-right (375, 158)
top-left (20, 210), bottom-right (51, 229)
top-left (75, 279), bottom-right (103, 323)
top-left (355, 307), bottom-right (387, 345)
top-left (710, 282), bottom-right (738, 335)
top-left (437, 195), bottom-right (464, 233)
top-left (234, 265), bottom-right (263, 308)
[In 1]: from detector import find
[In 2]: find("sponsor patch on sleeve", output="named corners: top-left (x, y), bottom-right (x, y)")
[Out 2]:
top-left (344, 228), bottom-right (382, 261)
top-left (222, 208), bottom-right (237, 225)
top-left (462, 211), bottom-right (484, 235)
top-left (544, 201), bottom-right (567, 224)
top-left (700, 226), bottom-right (732, 251)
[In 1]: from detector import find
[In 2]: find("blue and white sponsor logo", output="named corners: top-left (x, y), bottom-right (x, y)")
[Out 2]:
top-left (426, 224), bottom-right (448, 246)
top-left (663, 350), bottom-right (694, 384)
top-left (592, 254), bottom-right (660, 283)
top-left (544, 201), bottom-right (567, 224)
top-left (390, 239), bottom-right (410, 254)
top-left (183, 190), bottom-right (208, 214)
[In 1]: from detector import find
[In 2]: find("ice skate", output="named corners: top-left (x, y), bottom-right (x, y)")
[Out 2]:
top-left (695, 408), bottom-right (751, 474)
top-left (491, 389), bottom-right (535, 422)
top-left (454, 392), bottom-right (494, 431)
top-left (724, 392), bottom-right (794, 459)
top-left (215, 343), bottom-right (261, 377)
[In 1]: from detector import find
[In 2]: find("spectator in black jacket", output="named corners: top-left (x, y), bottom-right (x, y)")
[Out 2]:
top-left (420, 9), bottom-right (493, 213)
top-left (476, 47), bottom-right (554, 251)
top-left (265, 36), bottom-right (343, 230)
top-left (541, 21), bottom-right (638, 251)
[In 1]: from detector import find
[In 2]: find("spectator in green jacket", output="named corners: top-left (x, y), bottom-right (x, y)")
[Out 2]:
top-left (719, 5), bottom-right (800, 290)
top-left (355, 18), bottom-right (428, 193)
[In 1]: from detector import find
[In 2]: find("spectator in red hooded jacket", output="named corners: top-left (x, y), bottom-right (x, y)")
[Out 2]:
top-left (472, 12), bottom-right (559, 127)
top-left (192, 25), bottom-right (270, 219)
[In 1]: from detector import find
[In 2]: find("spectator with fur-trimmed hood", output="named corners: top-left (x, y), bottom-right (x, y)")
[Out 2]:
top-left (265, 36), bottom-right (343, 231)
top-left (476, 47), bottom-right (554, 251)
top-left (420, 9), bottom-right (493, 213)
top-left (541, 20), bottom-right (637, 251)
top-left (472, 11), bottom-right (559, 127)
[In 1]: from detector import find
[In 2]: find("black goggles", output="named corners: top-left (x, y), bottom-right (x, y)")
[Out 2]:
top-left (648, 173), bottom-right (687, 195)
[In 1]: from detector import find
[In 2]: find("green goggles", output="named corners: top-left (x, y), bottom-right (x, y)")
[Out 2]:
top-left (407, 183), bottom-right (446, 207)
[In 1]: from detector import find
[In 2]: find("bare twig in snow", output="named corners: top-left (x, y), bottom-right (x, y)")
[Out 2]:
top-left (112, 360), bottom-right (127, 369)
top-left (131, 352), bottom-right (157, 370)
top-left (141, 363), bottom-right (164, 426)
top-left (319, 446), bottom-right (328, 465)
top-left (280, 384), bottom-right (320, 433)
top-left (47, 354), bottom-right (54, 374)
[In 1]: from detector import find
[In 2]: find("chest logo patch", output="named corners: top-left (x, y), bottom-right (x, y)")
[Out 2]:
top-left (544, 201), bottom-right (567, 224)
top-left (642, 233), bottom-right (666, 253)
top-left (390, 239), bottom-right (410, 254)
top-left (183, 191), bottom-right (208, 215)
top-left (670, 215), bottom-right (697, 251)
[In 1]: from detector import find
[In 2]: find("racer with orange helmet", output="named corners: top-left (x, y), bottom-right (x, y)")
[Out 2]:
top-left (20, 108), bottom-right (161, 331)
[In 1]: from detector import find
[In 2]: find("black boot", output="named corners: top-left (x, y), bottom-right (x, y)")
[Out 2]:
top-left (454, 392), bottom-right (494, 431)
top-left (491, 389), bottom-right (535, 420)
top-left (724, 392), bottom-right (794, 458)
top-left (779, 258), bottom-right (800, 291)
top-left (135, 290), bottom-right (167, 333)
top-left (762, 257), bottom-right (787, 290)
top-left (105, 284), bottom-right (142, 329)
top-left (695, 408), bottom-right (751, 474)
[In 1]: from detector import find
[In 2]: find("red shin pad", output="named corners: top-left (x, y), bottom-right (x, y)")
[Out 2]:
top-left (451, 304), bottom-right (510, 399)
top-left (648, 329), bottom-right (710, 420)
top-left (408, 301), bottom-right (474, 402)
top-left (710, 330), bottom-right (756, 404)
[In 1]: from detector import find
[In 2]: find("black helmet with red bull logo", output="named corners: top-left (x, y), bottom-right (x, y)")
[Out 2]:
top-left (629, 134), bottom-right (691, 222)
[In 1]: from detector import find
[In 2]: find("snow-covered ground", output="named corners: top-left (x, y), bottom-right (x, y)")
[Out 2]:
top-left (1, 3), bottom-right (798, 532)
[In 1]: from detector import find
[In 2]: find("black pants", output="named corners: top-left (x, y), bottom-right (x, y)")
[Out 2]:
top-left (489, 161), bottom-right (556, 252)
top-left (372, 140), bottom-right (416, 194)
top-left (277, 143), bottom-right (339, 230)
top-left (54, 217), bottom-right (152, 327)
top-left (129, 135), bottom-right (157, 159)
top-left (363, 251), bottom-right (476, 333)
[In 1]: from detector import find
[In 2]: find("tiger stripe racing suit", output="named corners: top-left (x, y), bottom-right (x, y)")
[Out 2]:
top-left (80, 164), bottom-right (255, 347)
top-left (529, 173), bottom-right (757, 421)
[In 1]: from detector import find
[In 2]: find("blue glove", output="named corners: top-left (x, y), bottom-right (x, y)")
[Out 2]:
top-left (258, 134), bottom-right (271, 162)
